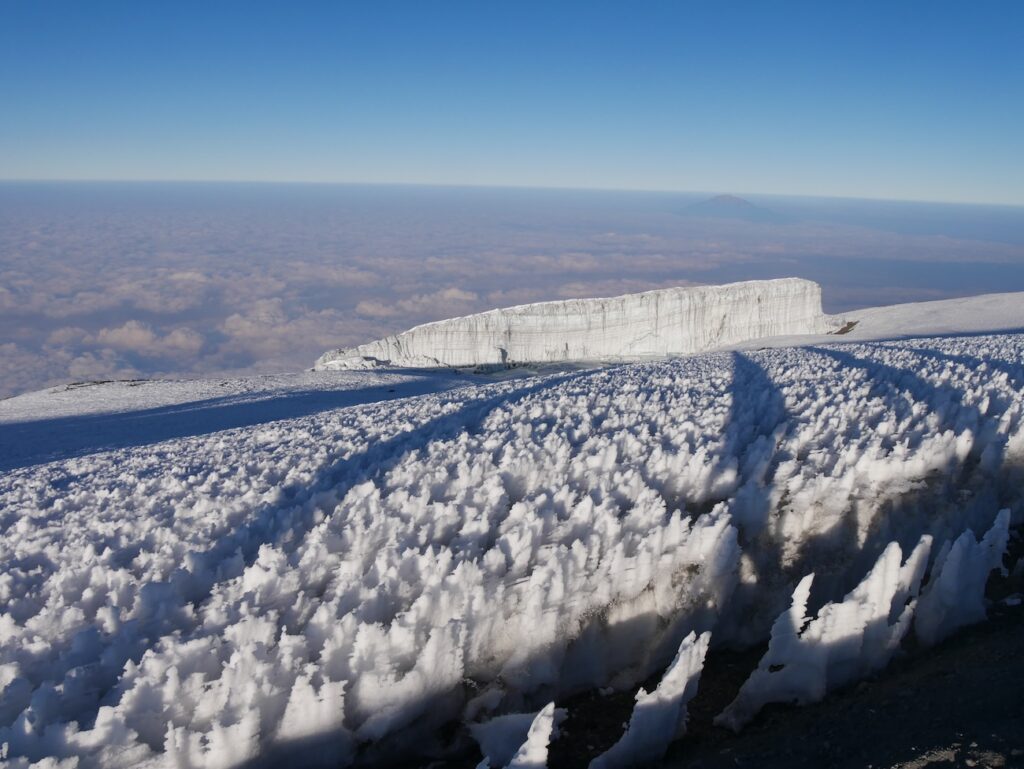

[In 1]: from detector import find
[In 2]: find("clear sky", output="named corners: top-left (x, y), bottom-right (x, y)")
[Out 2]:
top-left (2, 1), bottom-right (1022, 205)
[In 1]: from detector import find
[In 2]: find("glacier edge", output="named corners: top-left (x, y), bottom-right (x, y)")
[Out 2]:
top-left (315, 278), bottom-right (839, 370)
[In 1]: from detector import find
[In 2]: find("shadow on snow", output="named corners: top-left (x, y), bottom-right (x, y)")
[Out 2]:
top-left (0, 372), bottom-right (472, 472)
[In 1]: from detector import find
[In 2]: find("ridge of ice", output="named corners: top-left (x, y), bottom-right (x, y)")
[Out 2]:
top-left (315, 278), bottom-right (837, 369)
top-left (470, 708), bottom-right (567, 769)
top-left (503, 703), bottom-right (556, 769)
top-left (589, 631), bottom-right (710, 769)
top-left (914, 509), bottom-right (1011, 646)
top-left (715, 536), bottom-right (932, 732)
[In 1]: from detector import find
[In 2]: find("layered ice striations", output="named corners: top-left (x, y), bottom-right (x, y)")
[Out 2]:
top-left (316, 278), bottom-right (836, 370)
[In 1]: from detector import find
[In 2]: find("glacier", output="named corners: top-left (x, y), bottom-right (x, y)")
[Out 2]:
top-left (315, 278), bottom-right (838, 370)
top-left (1, 307), bottom-right (1023, 767)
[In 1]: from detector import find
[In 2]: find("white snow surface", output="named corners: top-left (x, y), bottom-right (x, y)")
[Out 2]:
top-left (842, 291), bottom-right (1024, 341)
top-left (914, 509), bottom-right (1011, 646)
top-left (315, 278), bottom-right (837, 369)
top-left (0, 371), bottom-right (474, 426)
top-left (470, 708), bottom-right (566, 769)
top-left (2, 317), bottom-right (1024, 767)
top-left (589, 631), bottom-right (710, 769)
top-left (730, 289), bottom-right (1024, 352)
top-left (503, 703), bottom-right (556, 769)
top-left (0, 369), bottom-right (478, 472)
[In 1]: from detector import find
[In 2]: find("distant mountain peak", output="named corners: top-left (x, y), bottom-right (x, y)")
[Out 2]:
top-left (708, 194), bottom-right (755, 206)
top-left (684, 194), bottom-right (787, 223)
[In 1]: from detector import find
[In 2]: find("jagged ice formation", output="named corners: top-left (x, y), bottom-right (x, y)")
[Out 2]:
top-left (914, 509), bottom-right (1011, 646)
top-left (715, 537), bottom-right (933, 732)
top-left (589, 631), bottom-right (710, 769)
top-left (2, 332), bottom-right (1024, 768)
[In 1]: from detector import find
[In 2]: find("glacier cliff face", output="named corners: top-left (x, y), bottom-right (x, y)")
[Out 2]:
top-left (316, 278), bottom-right (837, 370)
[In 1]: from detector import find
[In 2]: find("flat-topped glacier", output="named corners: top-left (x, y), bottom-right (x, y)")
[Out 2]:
top-left (315, 278), bottom-right (838, 370)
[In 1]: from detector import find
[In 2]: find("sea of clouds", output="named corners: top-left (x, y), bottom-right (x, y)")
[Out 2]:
top-left (1, 182), bottom-right (1023, 398)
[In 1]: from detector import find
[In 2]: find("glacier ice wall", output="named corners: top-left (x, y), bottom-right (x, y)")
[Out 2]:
top-left (316, 278), bottom-right (837, 370)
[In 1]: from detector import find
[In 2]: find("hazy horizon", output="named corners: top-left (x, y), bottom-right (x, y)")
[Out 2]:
top-left (6, 179), bottom-right (1024, 210)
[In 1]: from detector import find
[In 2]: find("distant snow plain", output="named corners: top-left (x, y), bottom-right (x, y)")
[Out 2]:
top-left (1, 291), bottom-right (1022, 768)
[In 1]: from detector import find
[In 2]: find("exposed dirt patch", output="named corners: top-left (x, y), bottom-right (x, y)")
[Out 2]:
top-left (658, 530), bottom-right (1024, 769)
top-left (662, 599), bottom-right (1024, 769)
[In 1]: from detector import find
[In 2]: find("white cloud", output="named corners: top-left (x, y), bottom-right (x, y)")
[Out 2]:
top-left (66, 350), bottom-right (140, 382)
top-left (45, 326), bottom-right (88, 346)
top-left (355, 287), bottom-right (480, 320)
top-left (353, 300), bottom-right (398, 319)
top-left (92, 321), bottom-right (202, 357)
top-left (163, 327), bottom-right (205, 355)
top-left (96, 320), bottom-right (159, 351)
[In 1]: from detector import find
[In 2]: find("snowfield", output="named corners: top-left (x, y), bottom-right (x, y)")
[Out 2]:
top-left (0, 370), bottom-right (478, 473)
top-left (2, 323), bottom-right (1023, 767)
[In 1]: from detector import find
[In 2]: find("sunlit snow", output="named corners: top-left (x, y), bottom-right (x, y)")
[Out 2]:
top-left (1, 294), bottom-right (1022, 768)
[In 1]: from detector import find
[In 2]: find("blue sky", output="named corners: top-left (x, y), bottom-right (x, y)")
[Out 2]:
top-left (2, 1), bottom-right (1023, 204)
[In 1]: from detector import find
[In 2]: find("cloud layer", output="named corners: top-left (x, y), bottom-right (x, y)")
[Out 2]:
top-left (1, 183), bottom-right (1023, 398)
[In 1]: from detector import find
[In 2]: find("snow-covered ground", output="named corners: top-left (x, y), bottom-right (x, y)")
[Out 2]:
top-left (1, 293), bottom-right (1023, 769)
top-left (841, 290), bottom-right (1024, 340)
top-left (734, 289), bottom-right (1024, 352)
top-left (0, 370), bottom-right (479, 472)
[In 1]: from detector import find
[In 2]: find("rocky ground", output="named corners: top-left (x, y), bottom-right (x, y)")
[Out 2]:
top-left (663, 594), bottom-right (1023, 769)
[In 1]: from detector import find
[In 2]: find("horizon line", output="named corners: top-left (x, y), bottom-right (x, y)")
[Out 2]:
top-left (1, 177), bottom-right (1023, 210)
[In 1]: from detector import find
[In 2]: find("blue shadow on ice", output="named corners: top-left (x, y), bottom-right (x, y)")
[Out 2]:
top-left (0, 373), bottom-right (471, 472)
top-left (899, 345), bottom-right (1024, 394)
top-left (805, 345), bottom-right (986, 440)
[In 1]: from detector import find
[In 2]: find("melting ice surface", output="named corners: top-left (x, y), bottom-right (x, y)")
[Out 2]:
top-left (1, 292), bottom-right (1023, 768)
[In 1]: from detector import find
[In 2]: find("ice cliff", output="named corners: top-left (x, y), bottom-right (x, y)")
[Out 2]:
top-left (315, 278), bottom-right (837, 370)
